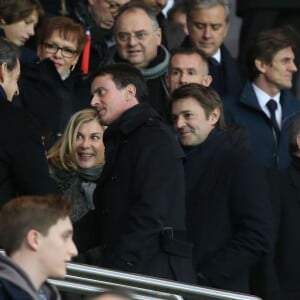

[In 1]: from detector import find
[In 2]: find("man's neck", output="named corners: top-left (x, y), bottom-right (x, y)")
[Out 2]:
top-left (253, 76), bottom-right (281, 97)
top-left (10, 251), bottom-right (46, 291)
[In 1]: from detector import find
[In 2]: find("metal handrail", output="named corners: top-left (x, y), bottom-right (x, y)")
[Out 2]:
top-left (0, 250), bottom-right (261, 300)
top-left (65, 262), bottom-right (261, 300)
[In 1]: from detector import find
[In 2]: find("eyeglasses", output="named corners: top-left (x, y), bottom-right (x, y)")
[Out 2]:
top-left (43, 42), bottom-right (78, 58)
top-left (115, 29), bottom-right (157, 42)
top-left (105, 0), bottom-right (121, 13)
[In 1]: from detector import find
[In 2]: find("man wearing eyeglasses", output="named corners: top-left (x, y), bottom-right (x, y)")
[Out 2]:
top-left (72, 0), bottom-right (130, 72)
top-left (109, 1), bottom-right (170, 119)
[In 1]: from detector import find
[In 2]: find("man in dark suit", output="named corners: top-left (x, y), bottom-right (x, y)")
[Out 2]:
top-left (74, 63), bottom-right (195, 283)
top-left (225, 27), bottom-right (300, 169)
top-left (182, 0), bottom-right (243, 98)
top-left (171, 83), bottom-right (273, 293)
top-left (236, 0), bottom-right (300, 89)
top-left (0, 37), bottom-right (57, 207)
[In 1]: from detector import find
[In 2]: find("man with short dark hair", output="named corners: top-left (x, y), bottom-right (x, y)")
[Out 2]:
top-left (75, 63), bottom-right (194, 283)
top-left (0, 195), bottom-right (78, 299)
top-left (0, 37), bottom-right (57, 206)
top-left (171, 83), bottom-right (273, 292)
top-left (226, 26), bottom-right (300, 169)
top-left (166, 47), bottom-right (212, 94)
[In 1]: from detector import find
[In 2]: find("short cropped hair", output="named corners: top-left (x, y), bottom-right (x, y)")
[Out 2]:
top-left (0, 0), bottom-right (44, 24)
top-left (0, 195), bottom-right (71, 256)
top-left (186, 0), bottom-right (231, 22)
top-left (247, 26), bottom-right (298, 81)
top-left (0, 37), bottom-right (20, 71)
top-left (37, 16), bottom-right (86, 53)
top-left (91, 63), bottom-right (148, 103)
top-left (47, 109), bottom-right (104, 172)
top-left (169, 47), bottom-right (209, 74)
top-left (171, 83), bottom-right (226, 130)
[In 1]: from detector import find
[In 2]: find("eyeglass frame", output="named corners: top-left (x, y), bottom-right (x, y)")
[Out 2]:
top-left (114, 27), bottom-right (159, 42)
top-left (43, 42), bottom-right (78, 58)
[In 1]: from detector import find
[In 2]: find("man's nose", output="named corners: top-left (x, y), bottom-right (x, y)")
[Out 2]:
top-left (91, 95), bottom-right (100, 107)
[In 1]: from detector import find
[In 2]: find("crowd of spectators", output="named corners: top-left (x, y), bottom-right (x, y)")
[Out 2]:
top-left (0, 0), bottom-right (299, 300)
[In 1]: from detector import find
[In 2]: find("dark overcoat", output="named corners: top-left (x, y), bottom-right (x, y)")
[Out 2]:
top-left (0, 87), bottom-right (57, 207)
top-left (267, 160), bottom-right (300, 300)
top-left (75, 103), bottom-right (195, 283)
top-left (184, 128), bottom-right (273, 293)
top-left (225, 81), bottom-right (300, 169)
top-left (16, 59), bottom-right (91, 149)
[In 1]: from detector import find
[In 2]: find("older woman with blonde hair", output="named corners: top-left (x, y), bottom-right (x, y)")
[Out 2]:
top-left (48, 108), bottom-right (105, 223)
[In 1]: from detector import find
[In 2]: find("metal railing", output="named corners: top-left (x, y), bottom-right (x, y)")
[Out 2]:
top-left (0, 250), bottom-right (261, 300)
top-left (60, 262), bottom-right (261, 300)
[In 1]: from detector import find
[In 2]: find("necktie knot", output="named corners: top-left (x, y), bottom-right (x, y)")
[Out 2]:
top-left (266, 99), bottom-right (277, 113)
top-left (208, 57), bottom-right (220, 67)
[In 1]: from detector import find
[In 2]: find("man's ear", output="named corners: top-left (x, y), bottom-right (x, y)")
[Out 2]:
top-left (26, 229), bottom-right (41, 251)
top-left (209, 108), bottom-right (220, 126)
top-left (0, 18), bottom-right (6, 25)
top-left (155, 27), bottom-right (162, 45)
top-left (125, 83), bottom-right (137, 100)
top-left (202, 74), bottom-right (213, 87)
top-left (0, 62), bottom-right (8, 84)
top-left (255, 58), bottom-right (267, 73)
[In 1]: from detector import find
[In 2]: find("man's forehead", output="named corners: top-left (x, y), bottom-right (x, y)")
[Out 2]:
top-left (116, 8), bottom-right (152, 28)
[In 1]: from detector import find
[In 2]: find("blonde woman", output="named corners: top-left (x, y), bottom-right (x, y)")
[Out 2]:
top-left (48, 108), bottom-right (105, 223)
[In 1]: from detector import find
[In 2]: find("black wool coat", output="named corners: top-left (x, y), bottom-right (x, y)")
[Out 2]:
top-left (75, 103), bottom-right (195, 283)
top-left (267, 160), bottom-right (300, 300)
top-left (184, 128), bottom-right (274, 293)
top-left (16, 59), bottom-right (91, 149)
top-left (0, 87), bottom-right (57, 208)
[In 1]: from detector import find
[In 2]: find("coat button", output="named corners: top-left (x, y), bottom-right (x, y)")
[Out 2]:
top-left (111, 176), bottom-right (117, 182)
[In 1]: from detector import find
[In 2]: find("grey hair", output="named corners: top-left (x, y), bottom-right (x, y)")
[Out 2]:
top-left (0, 37), bottom-right (20, 71)
top-left (187, 0), bottom-right (231, 22)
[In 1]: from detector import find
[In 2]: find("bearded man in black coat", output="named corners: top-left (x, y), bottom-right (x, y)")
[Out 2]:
top-left (0, 38), bottom-right (57, 207)
top-left (74, 63), bottom-right (195, 283)
top-left (171, 83), bottom-right (273, 293)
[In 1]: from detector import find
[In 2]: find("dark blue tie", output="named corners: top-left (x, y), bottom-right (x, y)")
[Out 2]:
top-left (266, 99), bottom-right (280, 136)
top-left (208, 57), bottom-right (223, 96)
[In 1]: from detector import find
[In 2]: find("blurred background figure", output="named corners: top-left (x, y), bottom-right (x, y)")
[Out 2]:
top-left (72, 0), bottom-right (131, 72)
top-left (0, 0), bottom-right (44, 63)
top-left (40, 0), bottom-right (73, 16)
top-left (16, 16), bottom-right (91, 149)
top-left (142, 0), bottom-right (186, 49)
top-left (47, 109), bottom-right (105, 224)
top-left (167, 1), bottom-right (188, 35)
